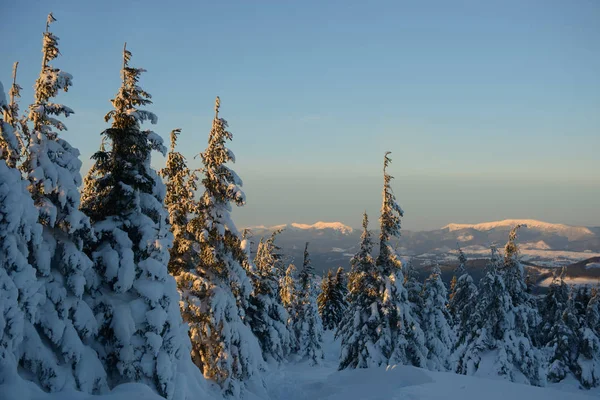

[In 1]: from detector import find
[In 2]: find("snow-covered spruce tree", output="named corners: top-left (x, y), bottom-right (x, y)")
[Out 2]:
top-left (80, 45), bottom-right (185, 399)
top-left (420, 264), bottom-right (455, 371)
top-left (293, 242), bottom-right (324, 365)
top-left (245, 231), bottom-right (293, 363)
top-left (577, 288), bottom-right (600, 388)
top-left (280, 262), bottom-right (300, 353)
top-left (159, 128), bottom-right (199, 277)
top-left (448, 247), bottom-right (478, 350)
top-left (1, 63), bottom-right (24, 168)
top-left (376, 152), bottom-right (427, 368)
top-left (334, 267), bottom-right (349, 307)
top-left (172, 96), bottom-right (263, 396)
top-left (317, 270), bottom-right (336, 330)
top-left (0, 81), bottom-right (43, 385)
top-left (539, 268), bottom-right (569, 346)
top-left (338, 212), bottom-right (384, 369)
top-left (19, 14), bottom-right (106, 393)
top-left (454, 247), bottom-right (511, 377)
top-left (329, 266), bottom-right (349, 329)
top-left (499, 225), bottom-right (544, 383)
top-left (543, 283), bottom-right (581, 384)
top-left (455, 242), bottom-right (544, 386)
top-left (403, 259), bottom-right (423, 327)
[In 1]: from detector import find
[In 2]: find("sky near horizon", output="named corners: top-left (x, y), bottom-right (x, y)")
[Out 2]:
top-left (1, 0), bottom-right (599, 231)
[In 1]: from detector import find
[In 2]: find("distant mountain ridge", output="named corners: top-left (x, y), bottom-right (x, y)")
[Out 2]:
top-left (443, 219), bottom-right (595, 241)
top-left (243, 219), bottom-right (600, 288)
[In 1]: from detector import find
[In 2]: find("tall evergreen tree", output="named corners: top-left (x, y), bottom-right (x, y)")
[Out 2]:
top-left (455, 234), bottom-right (544, 386)
top-left (171, 96), bottom-right (263, 396)
top-left (421, 264), bottom-right (455, 371)
top-left (20, 14), bottom-right (106, 393)
top-left (544, 283), bottom-right (581, 383)
top-left (0, 81), bottom-right (43, 386)
top-left (333, 267), bottom-right (349, 308)
top-left (1, 63), bottom-right (23, 168)
top-left (376, 152), bottom-right (427, 368)
top-left (318, 270), bottom-right (336, 331)
top-left (159, 128), bottom-right (199, 277)
top-left (338, 212), bottom-right (383, 369)
top-left (294, 243), bottom-right (324, 365)
top-left (403, 260), bottom-right (424, 327)
top-left (448, 248), bottom-right (478, 355)
top-left (80, 45), bottom-right (185, 399)
top-left (246, 232), bottom-right (293, 363)
top-left (577, 288), bottom-right (600, 388)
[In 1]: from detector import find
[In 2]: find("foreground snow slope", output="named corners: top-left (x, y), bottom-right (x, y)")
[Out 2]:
top-left (262, 331), bottom-right (597, 400)
top-left (2, 331), bottom-right (598, 400)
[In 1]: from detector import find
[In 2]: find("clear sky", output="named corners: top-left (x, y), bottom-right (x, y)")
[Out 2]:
top-left (1, 0), bottom-right (599, 231)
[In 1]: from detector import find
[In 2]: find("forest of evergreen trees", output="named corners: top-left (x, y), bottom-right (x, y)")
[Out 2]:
top-left (1, 14), bottom-right (599, 400)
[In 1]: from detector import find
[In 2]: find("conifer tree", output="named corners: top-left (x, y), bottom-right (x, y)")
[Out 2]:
top-left (455, 240), bottom-right (544, 386)
top-left (0, 81), bottom-right (43, 386)
top-left (540, 268), bottom-right (569, 346)
top-left (318, 270), bottom-right (336, 330)
top-left (317, 267), bottom-right (348, 331)
top-left (403, 260), bottom-right (424, 326)
top-left (1, 63), bottom-right (23, 168)
top-left (294, 243), bottom-right (324, 365)
top-left (80, 45), bottom-right (185, 398)
top-left (448, 248), bottom-right (478, 343)
top-left (577, 288), bottom-right (600, 388)
top-left (246, 231), bottom-right (293, 363)
top-left (281, 264), bottom-right (299, 319)
top-left (338, 212), bottom-right (383, 369)
top-left (159, 128), bottom-right (199, 276)
top-left (421, 264), bottom-right (455, 371)
top-left (171, 96), bottom-right (263, 396)
top-left (375, 152), bottom-right (427, 368)
top-left (334, 267), bottom-right (349, 308)
top-left (19, 14), bottom-right (106, 393)
top-left (544, 284), bottom-right (581, 383)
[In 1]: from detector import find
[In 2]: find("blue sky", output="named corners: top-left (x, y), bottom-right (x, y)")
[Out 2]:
top-left (1, 0), bottom-right (599, 230)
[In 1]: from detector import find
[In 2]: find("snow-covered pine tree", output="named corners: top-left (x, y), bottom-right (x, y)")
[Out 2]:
top-left (1, 63), bottom-right (23, 168)
top-left (403, 259), bottom-right (424, 327)
top-left (540, 268), bottom-right (569, 346)
top-left (0, 81), bottom-right (43, 386)
top-left (544, 282), bottom-right (581, 383)
top-left (455, 238), bottom-right (544, 386)
top-left (499, 225), bottom-right (544, 383)
top-left (577, 287), bottom-right (600, 388)
top-left (281, 264), bottom-right (298, 319)
top-left (454, 246), bottom-right (512, 377)
top-left (173, 96), bottom-right (263, 396)
top-left (159, 128), bottom-right (199, 277)
top-left (80, 45), bottom-right (185, 399)
top-left (18, 14), bottom-right (106, 393)
top-left (317, 270), bottom-right (336, 330)
top-left (420, 264), bottom-right (455, 371)
top-left (448, 248), bottom-right (478, 358)
top-left (317, 267), bottom-right (349, 331)
top-left (330, 267), bottom-right (349, 328)
top-left (246, 231), bottom-right (293, 363)
top-left (294, 242), bottom-right (324, 365)
top-left (280, 262), bottom-right (300, 353)
top-left (338, 212), bottom-right (384, 369)
top-left (376, 152), bottom-right (427, 368)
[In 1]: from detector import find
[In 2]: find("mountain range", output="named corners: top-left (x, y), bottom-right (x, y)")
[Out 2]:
top-left (246, 219), bottom-right (600, 289)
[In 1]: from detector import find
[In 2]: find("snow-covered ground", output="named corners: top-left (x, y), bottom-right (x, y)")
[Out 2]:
top-left (259, 332), bottom-right (598, 400)
top-left (2, 331), bottom-right (598, 400)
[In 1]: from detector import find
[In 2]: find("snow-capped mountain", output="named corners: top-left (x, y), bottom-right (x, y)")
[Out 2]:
top-left (249, 221), bottom-right (354, 235)
top-left (244, 219), bottom-right (600, 287)
top-left (444, 219), bottom-right (594, 241)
